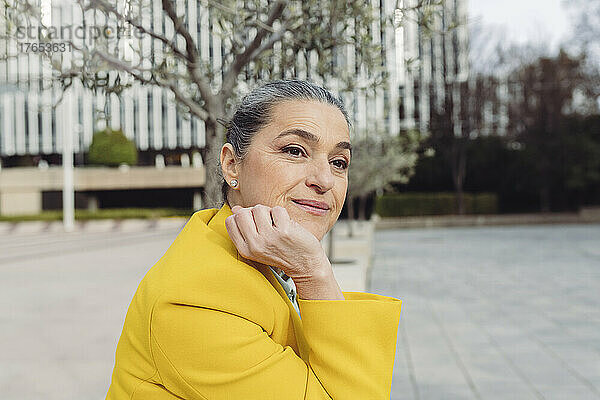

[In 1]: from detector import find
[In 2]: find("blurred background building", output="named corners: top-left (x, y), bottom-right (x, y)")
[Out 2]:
top-left (0, 0), bottom-right (469, 162)
top-left (0, 0), bottom-right (469, 214)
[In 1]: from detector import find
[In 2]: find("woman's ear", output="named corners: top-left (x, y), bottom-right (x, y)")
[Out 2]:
top-left (220, 143), bottom-right (239, 183)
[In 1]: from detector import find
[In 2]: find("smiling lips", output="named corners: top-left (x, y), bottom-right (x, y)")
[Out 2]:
top-left (292, 199), bottom-right (330, 216)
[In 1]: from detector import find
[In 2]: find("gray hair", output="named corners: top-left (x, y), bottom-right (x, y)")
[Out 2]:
top-left (220, 79), bottom-right (351, 205)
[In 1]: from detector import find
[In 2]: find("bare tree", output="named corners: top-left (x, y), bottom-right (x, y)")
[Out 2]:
top-left (505, 50), bottom-right (599, 211)
top-left (566, 0), bottom-right (600, 61)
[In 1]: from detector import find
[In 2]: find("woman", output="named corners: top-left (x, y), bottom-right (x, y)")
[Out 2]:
top-left (105, 80), bottom-right (402, 399)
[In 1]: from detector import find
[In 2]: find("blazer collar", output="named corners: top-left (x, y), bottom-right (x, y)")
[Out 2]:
top-left (206, 202), bottom-right (232, 239)
top-left (202, 203), bottom-right (237, 257)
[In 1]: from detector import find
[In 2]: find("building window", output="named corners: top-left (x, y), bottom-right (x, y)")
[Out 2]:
top-left (147, 92), bottom-right (153, 134)
top-left (133, 98), bottom-right (138, 143)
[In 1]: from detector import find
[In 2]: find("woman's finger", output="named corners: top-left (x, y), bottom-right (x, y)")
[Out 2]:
top-left (251, 204), bottom-right (275, 235)
top-left (224, 215), bottom-right (250, 256)
top-left (270, 206), bottom-right (291, 233)
top-left (232, 207), bottom-right (260, 244)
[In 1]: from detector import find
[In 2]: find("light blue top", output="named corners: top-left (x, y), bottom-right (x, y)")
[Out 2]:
top-left (268, 266), bottom-right (301, 318)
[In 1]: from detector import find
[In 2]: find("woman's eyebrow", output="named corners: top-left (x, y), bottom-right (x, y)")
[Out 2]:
top-left (275, 129), bottom-right (352, 155)
top-left (275, 129), bottom-right (319, 143)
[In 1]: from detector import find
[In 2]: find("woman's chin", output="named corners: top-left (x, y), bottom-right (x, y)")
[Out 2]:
top-left (305, 224), bottom-right (327, 242)
top-left (294, 217), bottom-right (322, 237)
top-left (284, 205), bottom-right (329, 240)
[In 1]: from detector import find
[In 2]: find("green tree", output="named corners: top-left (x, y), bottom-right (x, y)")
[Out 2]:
top-left (347, 130), bottom-right (421, 220)
top-left (5, 0), bottom-right (445, 207)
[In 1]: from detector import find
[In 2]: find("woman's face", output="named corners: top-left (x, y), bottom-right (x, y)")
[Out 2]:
top-left (221, 100), bottom-right (351, 241)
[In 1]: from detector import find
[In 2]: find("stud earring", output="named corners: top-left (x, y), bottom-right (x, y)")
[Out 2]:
top-left (230, 179), bottom-right (238, 188)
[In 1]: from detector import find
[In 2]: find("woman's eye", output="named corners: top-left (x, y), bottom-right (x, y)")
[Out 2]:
top-left (283, 146), bottom-right (304, 157)
top-left (332, 159), bottom-right (348, 170)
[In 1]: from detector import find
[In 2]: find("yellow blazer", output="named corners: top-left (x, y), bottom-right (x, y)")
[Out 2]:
top-left (106, 204), bottom-right (402, 399)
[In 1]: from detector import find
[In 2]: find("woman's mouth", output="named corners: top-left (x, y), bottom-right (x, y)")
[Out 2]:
top-left (292, 199), bottom-right (330, 216)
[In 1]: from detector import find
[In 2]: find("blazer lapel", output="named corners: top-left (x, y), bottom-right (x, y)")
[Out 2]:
top-left (253, 263), bottom-right (311, 362)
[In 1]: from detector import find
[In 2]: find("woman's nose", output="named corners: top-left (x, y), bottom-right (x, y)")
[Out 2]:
top-left (305, 157), bottom-right (335, 193)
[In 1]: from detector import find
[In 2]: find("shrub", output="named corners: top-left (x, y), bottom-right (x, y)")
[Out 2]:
top-left (375, 192), bottom-right (498, 217)
top-left (471, 193), bottom-right (498, 214)
top-left (88, 129), bottom-right (138, 166)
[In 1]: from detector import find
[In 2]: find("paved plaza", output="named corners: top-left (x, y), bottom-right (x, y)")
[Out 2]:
top-left (0, 221), bottom-right (598, 399)
top-left (0, 223), bottom-right (187, 399)
top-left (371, 224), bottom-right (600, 400)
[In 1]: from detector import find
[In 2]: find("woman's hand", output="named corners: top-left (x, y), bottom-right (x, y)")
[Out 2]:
top-left (225, 204), bottom-right (325, 280)
top-left (225, 204), bottom-right (344, 300)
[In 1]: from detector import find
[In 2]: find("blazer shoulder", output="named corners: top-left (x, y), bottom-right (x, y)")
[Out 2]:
top-left (140, 214), bottom-right (280, 331)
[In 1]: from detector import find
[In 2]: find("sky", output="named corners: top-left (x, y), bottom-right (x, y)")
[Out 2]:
top-left (468, 0), bottom-right (571, 50)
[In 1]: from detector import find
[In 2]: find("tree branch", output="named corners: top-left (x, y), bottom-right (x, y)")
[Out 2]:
top-left (220, 0), bottom-right (287, 96)
top-left (88, 0), bottom-right (188, 61)
top-left (63, 36), bottom-right (210, 121)
top-left (101, 53), bottom-right (209, 121)
top-left (161, 0), bottom-right (214, 111)
top-left (165, 81), bottom-right (209, 121)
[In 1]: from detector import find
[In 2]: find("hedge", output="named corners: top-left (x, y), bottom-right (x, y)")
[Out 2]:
top-left (375, 192), bottom-right (498, 217)
top-left (0, 208), bottom-right (193, 222)
top-left (88, 129), bottom-right (138, 166)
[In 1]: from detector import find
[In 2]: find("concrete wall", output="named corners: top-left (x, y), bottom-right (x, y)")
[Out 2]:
top-left (0, 166), bottom-right (205, 215)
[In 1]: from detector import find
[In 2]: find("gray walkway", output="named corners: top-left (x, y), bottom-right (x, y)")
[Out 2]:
top-left (0, 225), bottom-right (186, 399)
top-left (369, 224), bottom-right (600, 400)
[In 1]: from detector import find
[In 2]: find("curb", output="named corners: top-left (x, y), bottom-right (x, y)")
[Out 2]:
top-left (0, 217), bottom-right (189, 235)
top-left (327, 219), bottom-right (375, 293)
top-left (375, 211), bottom-right (600, 230)
top-left (1, 216), bottom-right (375, 294)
